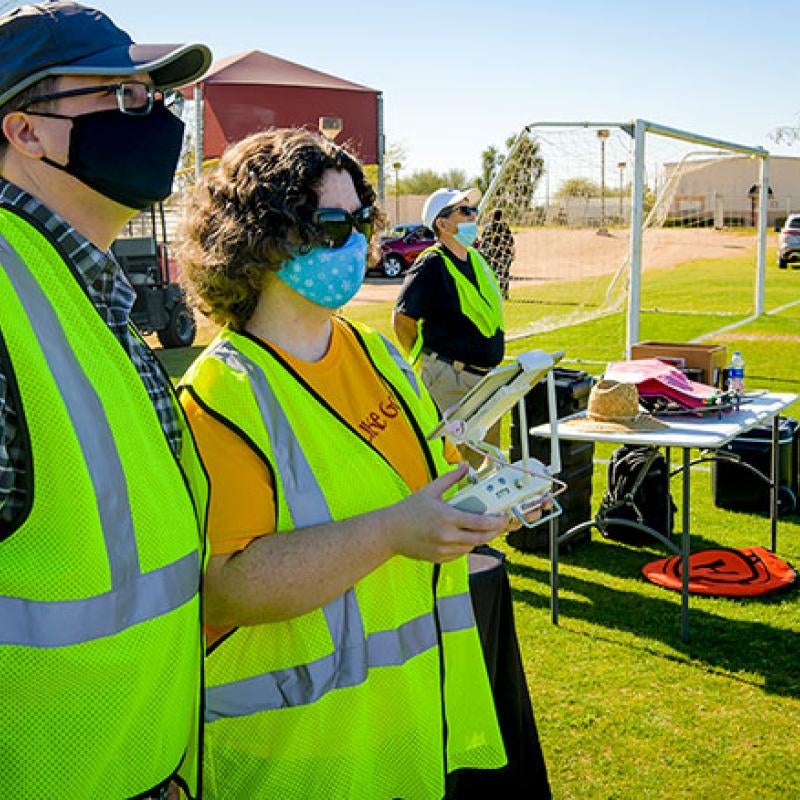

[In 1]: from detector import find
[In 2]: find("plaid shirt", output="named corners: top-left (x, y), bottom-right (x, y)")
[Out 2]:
top-left (0, 179), bottom-right (182, 527)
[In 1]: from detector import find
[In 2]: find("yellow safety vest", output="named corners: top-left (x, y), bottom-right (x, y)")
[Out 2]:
top-left (182, 319), bottom-right (505, 799)
top-left (0, 207), bottom-right (207, 798)
top-left (410, 246), bottom-right (504, 364)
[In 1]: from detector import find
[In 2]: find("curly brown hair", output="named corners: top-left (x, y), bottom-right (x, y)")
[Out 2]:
top-left (177, 128), bottom-right (386, 328)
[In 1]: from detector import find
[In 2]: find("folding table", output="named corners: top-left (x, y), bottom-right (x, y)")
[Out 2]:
top-left (529, 391), bottom-right (798, 642)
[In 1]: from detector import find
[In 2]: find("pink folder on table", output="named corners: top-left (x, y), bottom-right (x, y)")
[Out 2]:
top-left (604, 359), bottom-right (717, 409)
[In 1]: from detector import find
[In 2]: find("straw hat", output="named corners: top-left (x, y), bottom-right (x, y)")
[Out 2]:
top-left (563, 379), bottom-right (668, 432)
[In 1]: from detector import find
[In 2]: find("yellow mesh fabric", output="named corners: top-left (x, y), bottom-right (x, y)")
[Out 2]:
top-left (4, 604), bottom-right (199, 796)
top-left (0, 211), bottom-right (204, 797)
top-left (186, 325), bottom-right (505, 798)
top-left (205, 652), bottom-right (445, 799)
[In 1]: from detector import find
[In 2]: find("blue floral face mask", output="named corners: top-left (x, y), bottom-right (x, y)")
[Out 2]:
top-left (454, 221), bottom-right (478, 247)
top-left (276, 232), bottom-right (368, 309)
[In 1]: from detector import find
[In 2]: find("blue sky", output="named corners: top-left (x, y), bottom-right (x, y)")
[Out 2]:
top-left (47, 0), bottom-right (800, 175)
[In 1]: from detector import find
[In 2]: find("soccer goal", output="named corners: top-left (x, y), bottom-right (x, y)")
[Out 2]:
top-left (478, 120), bottom-right (769, 357)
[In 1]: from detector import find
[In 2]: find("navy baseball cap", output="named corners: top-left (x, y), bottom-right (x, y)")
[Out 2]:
top-left (0, 2), bottom-right (212, 107)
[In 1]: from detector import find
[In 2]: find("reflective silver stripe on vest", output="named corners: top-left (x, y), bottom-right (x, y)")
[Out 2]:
top-left (0, 233), bottom-right (199, 648)
top-left (210, 341), bottom-right (330, 529)
top-left (379, 333), bottom-right (420, 397)
top-left (205, 339), bottom-right (475, 722)
top-left (205, 596), bottom-right (473, 722)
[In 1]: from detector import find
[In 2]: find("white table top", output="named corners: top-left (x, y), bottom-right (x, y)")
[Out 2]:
top-left (529, 392), bottom-right (798, 449)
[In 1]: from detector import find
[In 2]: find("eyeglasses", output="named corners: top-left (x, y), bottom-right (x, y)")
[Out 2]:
top-left (443, 204), bottom-right (478, 217)
top-left (312, 206), bottom-right (375, 248)
top-left (20, 81), bottom-right (184, 117)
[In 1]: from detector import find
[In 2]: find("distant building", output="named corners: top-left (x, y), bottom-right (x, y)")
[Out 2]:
top-left (663, 155), bottom-right (800, 226)
top-left (182, 50), bottom-right (382, 166)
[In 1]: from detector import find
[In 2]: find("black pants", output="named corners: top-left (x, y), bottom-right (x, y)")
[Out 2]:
top-left (446, 547), bottom-right (551, 799)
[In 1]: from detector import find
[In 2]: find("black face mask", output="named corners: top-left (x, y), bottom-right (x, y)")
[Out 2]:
top-left (39, 101), bottom-right (185, 210)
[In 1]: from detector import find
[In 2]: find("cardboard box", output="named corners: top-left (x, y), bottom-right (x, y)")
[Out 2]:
top-left (630, 341), bottom-right (727, 387)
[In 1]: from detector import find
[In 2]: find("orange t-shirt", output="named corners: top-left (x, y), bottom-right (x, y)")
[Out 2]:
top-left (181, 318), bottom-right (459, 558)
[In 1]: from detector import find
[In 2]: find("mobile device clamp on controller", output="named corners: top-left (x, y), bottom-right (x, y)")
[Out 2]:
top-left (427, 350), bottom-right (566, 529)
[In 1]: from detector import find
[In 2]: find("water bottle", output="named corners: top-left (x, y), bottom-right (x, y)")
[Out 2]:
top-left (728, 351), bottom-right (745, 394)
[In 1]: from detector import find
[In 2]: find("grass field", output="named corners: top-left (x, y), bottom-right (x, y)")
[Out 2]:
top-left (158, 251), bottom-right (800, 799)
top-left (486, 227), bottom-right (778, 342)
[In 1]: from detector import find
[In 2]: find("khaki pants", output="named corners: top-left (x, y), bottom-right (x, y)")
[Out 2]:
top-left (420, 353), bottom-right (501, 470)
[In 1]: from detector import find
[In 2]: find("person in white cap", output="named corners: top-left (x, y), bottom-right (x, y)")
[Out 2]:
top-left (393, 187), bottom-right (505, 466)
top-left (0, 3), bottom-right (211, 797)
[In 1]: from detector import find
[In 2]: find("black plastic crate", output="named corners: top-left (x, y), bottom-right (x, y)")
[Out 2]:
top-left (556, 463), bottom-right (593, 508)
top-left (531, 439), bottom-right (594, 471)
top-left (510, 368), bottom-right (593, 458)
top-left (508, 368), bottom-right (595, 553)
top-left (711, 416), bottom-right (799, 515)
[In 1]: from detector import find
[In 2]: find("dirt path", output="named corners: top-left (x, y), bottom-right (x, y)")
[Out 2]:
top-left (184, 227), bottom-right (763, 343)
top-left (355, 227), bottom-right (759, 302)
top-left (511, 226), bottom-right (755, 281)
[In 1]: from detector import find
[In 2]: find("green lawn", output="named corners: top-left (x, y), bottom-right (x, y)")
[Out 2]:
top-left (501, 240), bottom-right (800, 349)
top-left (159, 253), bottom-right (800, 799)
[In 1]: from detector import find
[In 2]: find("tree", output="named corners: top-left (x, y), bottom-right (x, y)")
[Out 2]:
top-left (480, 130), bottom-right (544, 223)
top-left (398, 169), bottom-right (448, 195)
top-left (556, 177), bottom-right (600, 198)
top-left (443, 168), bottom-right (470, 189)
top-left (768, 126), bottom-right (800, 146)
top-left (383, 139), bottom-right (408, 189)
top-left (477, 145), bottom-right (503, 193)
top-left (398, 168), bottom-right (472, 195)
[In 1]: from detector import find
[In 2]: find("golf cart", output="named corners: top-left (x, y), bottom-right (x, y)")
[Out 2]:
top-left (111, 202), bottom-right (196, 348)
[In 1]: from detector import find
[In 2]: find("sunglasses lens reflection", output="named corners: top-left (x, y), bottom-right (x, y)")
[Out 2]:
top-left (314, 207), bottom-right (374, 248)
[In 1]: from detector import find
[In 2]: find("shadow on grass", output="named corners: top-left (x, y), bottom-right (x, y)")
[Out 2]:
top-left (540, 517), bottom-right (799, 583)
top-left (523, 536), bottom-right (712, 584)
top-left (506, 557), bottom-right (800, 699)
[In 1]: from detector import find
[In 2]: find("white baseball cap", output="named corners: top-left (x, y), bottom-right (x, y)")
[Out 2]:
top-left (422, 187), bottom-right (482, 232)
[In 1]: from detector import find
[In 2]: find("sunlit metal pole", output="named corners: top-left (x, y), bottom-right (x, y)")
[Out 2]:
top-left (617, 161), bottom-right (626, 222)
top-left (597, 129), bottom-right (610, 235)
top-left (392, 161), bottom-right (401, 224)
top-left (193, 84), bottom-right (203, 182)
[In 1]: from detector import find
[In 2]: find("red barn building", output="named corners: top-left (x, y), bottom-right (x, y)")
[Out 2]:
top-left (183, 50), bottom-right (383, 166)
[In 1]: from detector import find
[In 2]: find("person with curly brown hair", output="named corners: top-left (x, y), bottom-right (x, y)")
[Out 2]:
top-left (177, 128), bottom-right (512, 799)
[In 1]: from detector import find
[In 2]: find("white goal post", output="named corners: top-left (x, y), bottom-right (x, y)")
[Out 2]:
top-left (626, 120), bottom-right (769, 353)
top-left (479, 119), bottom-right (770, 356)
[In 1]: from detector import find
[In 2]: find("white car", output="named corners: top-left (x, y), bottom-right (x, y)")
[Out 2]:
top-left (777, 214), bottom-right (800, 269)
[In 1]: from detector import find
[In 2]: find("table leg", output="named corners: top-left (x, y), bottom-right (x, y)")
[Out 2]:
top-left (680, 448), bottom-right (691, 644)
top-left (771, 415), bottom-right (779, 552)
top-left (550, 514), bottom-right (559, 625)
top-left (665, 446), bottom-right (671, 534)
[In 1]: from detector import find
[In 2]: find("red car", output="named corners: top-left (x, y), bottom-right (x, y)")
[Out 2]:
top-left (374, 224), bottom-right (435, 278)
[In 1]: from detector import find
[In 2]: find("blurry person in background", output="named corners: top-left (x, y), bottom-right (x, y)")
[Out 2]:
top-left (393, 188), bottom-right (505, 468)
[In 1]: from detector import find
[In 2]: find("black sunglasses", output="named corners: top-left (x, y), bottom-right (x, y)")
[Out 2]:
top-left (444, 204), bottom-right (478, 217)
top-left (312, 206), bottom-right (375, 249)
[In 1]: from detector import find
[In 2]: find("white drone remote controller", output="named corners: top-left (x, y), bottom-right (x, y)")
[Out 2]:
top-left (449, 458), bottom-right (560, 529)
top-left (429, 350), bottom-right (566, 531)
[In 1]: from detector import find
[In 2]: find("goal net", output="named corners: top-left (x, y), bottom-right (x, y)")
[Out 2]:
top-left (478, 122), bottom-right (769, 357)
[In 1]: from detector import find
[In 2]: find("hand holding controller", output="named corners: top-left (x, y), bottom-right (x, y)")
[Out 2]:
top-left (430, 348), bottom-right (567, 530)
top-left (448, 458), bottom-right (561, 529)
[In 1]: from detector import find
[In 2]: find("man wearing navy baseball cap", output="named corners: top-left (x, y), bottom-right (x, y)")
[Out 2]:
top-left (0, 4), bottom-right (211, 798)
